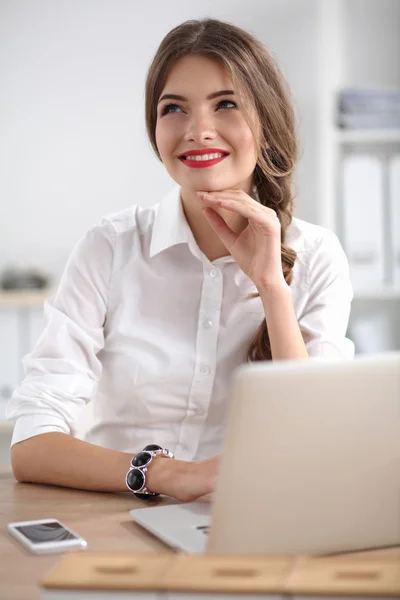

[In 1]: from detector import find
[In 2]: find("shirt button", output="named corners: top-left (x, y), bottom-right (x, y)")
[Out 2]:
top-left (209, 268), bottom-right (218, 278)
top-left (203, 319), bottom-right (213, 329)
top-left (200, 365), bottom-right (211, 375)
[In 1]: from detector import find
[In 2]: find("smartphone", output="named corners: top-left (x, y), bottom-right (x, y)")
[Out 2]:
top-left (8, 518), bottom-right (87, 554)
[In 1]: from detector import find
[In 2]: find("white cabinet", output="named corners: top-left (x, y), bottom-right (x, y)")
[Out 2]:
top-left (335, 130), bottom-right (400, 353)
top-left (0, 291), bottom-right (48, 462)
top-left (0, 290), bottom-right (47, 424)
top-left (316, 0), bottom-right (400, 354)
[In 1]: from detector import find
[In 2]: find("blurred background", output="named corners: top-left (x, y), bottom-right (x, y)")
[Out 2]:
top-left (1, 0), bottom-right (399, 459)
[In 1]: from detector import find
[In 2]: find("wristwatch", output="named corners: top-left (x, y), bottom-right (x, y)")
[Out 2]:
top-left (126, 444), bottom-right (174, 499)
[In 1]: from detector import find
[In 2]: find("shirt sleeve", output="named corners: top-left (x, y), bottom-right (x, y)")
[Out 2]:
top-left (6, 221), bottom-right (115, 446)
top-left (299, 230), bottom-right (355, 359)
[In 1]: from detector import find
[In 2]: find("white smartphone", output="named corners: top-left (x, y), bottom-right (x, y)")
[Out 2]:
top-left (8, 518), bottom-right (87, 554)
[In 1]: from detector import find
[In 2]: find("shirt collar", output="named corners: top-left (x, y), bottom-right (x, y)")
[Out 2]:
top-left (150, 186), bottom-right (194, 258)
top-left (150, 185), bottom-right (234, 264)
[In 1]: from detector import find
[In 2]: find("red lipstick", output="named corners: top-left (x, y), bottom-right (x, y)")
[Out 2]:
top-left (178, 147), bottom-right (229, 169)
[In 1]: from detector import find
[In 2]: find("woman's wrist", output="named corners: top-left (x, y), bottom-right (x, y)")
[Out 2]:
top-left (145, 455), bottom-right (191, 500)
top-left (144, 455), bottom-right (219, 502)
top-left (256, 277), bottom-right (290, 298)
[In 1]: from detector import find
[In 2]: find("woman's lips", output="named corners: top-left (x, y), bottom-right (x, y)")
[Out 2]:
top-left (178, 154), bottom-right (229, 169)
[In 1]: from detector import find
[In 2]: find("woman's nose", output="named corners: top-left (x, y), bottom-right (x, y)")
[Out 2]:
top-left (184, 113), bottom-right (217, 143)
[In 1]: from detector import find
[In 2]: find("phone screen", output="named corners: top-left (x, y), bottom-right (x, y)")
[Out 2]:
top-left (14, 521), bottom-right (79, 544)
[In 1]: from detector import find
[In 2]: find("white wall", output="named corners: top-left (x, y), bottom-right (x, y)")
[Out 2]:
top-left (344, 0), bottom-right (400, 87)
top-left (0, 0), bottom-right (320, 278)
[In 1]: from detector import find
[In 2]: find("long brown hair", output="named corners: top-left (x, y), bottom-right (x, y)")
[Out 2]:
top-left (145, 18), bottom-right (298, 361)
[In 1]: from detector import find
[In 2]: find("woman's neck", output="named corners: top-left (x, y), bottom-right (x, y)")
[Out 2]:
top-left (180, 187), bottom-right (247, 262)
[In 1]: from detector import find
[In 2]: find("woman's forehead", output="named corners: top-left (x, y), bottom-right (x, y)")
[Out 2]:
top-left (160, 55), bottom-right (233, 98)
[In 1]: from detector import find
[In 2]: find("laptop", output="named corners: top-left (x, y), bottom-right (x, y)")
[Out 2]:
top-left (130, 352), bottom-right (400, 555)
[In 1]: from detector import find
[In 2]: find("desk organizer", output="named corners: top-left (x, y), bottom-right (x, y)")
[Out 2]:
top-left (40, 551), bottom-right (400, 599)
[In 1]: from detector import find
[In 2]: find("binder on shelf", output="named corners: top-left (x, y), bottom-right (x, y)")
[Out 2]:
top-left (337, 88), bottom-right (400, 129)
top-left (342, 154), bottom-right (385, 290)
top-left (389, 154), bottom-right (400, 287)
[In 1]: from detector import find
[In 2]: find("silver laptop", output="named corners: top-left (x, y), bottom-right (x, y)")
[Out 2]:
top-left (130, 352), bottom-right (400, 555)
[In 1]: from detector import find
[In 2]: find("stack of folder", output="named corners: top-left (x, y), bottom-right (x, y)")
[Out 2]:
top-left (40, 551), bottom-right (400, 599)
top-left (337, 89), bottom-right (400, 130)
top-left (341, 152), bottom-right (400, 291)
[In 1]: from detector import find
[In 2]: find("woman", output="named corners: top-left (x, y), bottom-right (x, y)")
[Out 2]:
top-left (7, 18), bottom-right (353, 501)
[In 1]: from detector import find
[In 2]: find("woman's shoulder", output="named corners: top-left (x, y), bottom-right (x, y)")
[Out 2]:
top-left (69, 204), bottom-right (160, 270)
top-left (286, 216), bottom-right (341, 256)
top-left (97, 203), bottom-right (159, 238)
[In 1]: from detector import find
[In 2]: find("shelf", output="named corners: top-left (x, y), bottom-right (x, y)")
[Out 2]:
top-left (0, 421), bottom-right (13, 433)
top-left (334, 128), bottom-right (400, 144)
top-left (353, 288), bottom-right (400, 300)
top-left (0, 289), bottom-right (53, 308)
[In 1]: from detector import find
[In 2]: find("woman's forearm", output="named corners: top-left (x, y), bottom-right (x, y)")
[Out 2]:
top-left (11, 432), bottom-right (134, 492)
top-left (259, 282), bottom-right (309, 360)
top-left (11, 432), bottom-right (217, 502)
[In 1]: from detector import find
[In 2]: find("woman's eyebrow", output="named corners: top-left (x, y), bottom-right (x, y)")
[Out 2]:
top-left (158, 90), bottom-right (235, 103)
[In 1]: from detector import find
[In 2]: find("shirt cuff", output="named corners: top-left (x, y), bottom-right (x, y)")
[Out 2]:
top-left (10, 414), bottom-right (71, 447)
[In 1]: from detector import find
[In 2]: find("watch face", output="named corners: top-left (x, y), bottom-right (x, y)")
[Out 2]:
top-left (131, 451), bottom-right (152, 468)
top-left (126, 468), bottom-right (145, 492)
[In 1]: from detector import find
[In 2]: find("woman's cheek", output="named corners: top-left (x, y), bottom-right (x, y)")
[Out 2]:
top-left (155, 129), bottom-right (169, 162)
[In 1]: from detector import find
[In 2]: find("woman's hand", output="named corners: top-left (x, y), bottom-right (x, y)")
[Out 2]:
top-left (146, 455), bottom-right (220, 502)
top-left (198, 188), bottom-right (288, 292)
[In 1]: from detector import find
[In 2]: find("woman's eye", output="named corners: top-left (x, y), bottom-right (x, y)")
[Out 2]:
top-left (161, 103), bottom-right (183, 116)
top-left (216, 99), bottom-right (237, 110)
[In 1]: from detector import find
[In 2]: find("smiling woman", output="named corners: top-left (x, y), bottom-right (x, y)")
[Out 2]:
top-left (7, 18), bottom-right (354, 502)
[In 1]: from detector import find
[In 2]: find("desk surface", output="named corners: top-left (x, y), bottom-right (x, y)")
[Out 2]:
top-left (1, 466), bottom-right (399, 600)
top-left (0, 467), bottom-right (171, 600)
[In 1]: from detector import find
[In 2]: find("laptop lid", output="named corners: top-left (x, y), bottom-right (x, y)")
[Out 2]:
top-left (207, 352), bottom-right (400, 555)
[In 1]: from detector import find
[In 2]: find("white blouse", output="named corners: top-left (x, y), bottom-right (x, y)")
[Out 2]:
top-left (7, 187), bottom-right (354, 461)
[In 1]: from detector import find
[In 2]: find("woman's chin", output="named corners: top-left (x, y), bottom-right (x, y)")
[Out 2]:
top-left (183, 175), bottom-right (238, 193)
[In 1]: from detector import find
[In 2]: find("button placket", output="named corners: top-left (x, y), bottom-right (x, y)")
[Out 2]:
top-left (202, 318), bottom-right (213, 329)
top-left (176, 263), bottom-right (224, 458)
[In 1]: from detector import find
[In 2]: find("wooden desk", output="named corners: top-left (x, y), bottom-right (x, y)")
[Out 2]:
top-left (0, 467), bottom-right (172, 600)
top-left (1, 466), bottom-right (399, 599)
